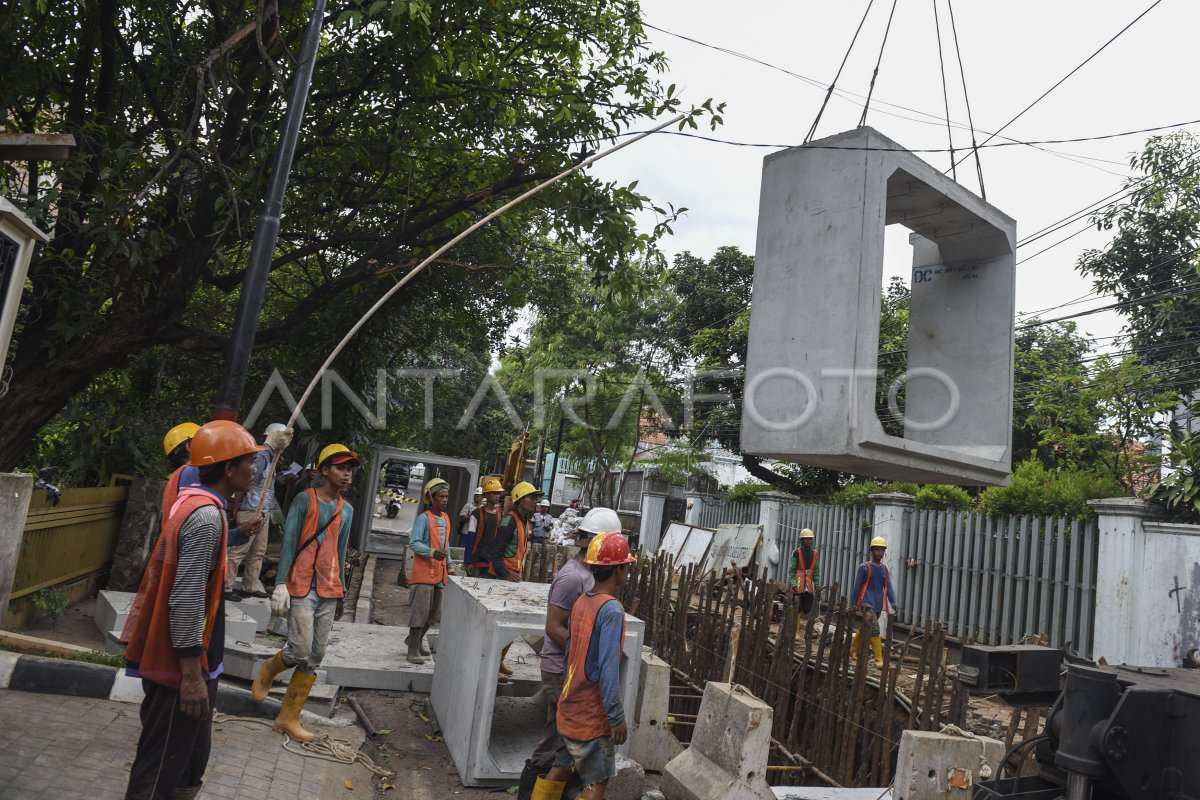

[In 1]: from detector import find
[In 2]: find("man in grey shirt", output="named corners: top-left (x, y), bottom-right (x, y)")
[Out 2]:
top-left (517, 507), bottom-right (622, 799)
top-left (227, 423), bottom-right (286, 597)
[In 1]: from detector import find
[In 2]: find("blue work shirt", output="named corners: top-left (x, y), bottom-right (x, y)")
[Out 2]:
top-left (563, 594), bottom-right (626, 727)
top-left (849, 560), bottom-right (897, 614)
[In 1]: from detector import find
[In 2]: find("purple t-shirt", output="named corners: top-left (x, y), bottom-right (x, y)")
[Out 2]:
top-left (540, 558), bottom-right (595, 675)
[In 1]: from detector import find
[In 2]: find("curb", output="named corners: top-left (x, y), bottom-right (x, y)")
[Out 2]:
top-left (354, 554), bottom-right (377, 623)
top-left (0, 651), bottom-right (284, 718)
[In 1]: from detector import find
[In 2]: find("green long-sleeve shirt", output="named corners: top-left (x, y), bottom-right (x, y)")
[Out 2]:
top-left (277, 491), bottom-right (353, 596)
top-left (788, 545), bottom-right (821, 590)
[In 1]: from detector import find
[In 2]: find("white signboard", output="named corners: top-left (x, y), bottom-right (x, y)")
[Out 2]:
top-left (657, 522), bottom-right (714, 567)
top-left (703, 523), bottom-right (762, 575)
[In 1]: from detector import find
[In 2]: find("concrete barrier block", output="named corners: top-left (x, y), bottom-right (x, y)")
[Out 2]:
top-left (630, 649), bottom-right (685, 771)
top-left (231, 596), bottom-right (271, 631)
top-left (893, 729), bottom-right (1003, 800)
top-left (608, 754), bottom-right (646, 800)
top-left (430, 576), bottom-right (644, 787)
top-left (661, 682), bottom-right (776, 800)
top-left (224, 606), bottom-right (258, 644)
top-left (95, 590), bottom-right (133, 635)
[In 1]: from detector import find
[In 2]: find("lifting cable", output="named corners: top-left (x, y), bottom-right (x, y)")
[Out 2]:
top-left (856, 0), bottom-right (901, 129)
top-left (931, 0), bottom-right (956, 179)
top-left (946, 0), bottom-right (986, 199)
top-left (804, 0), bottom-right (877, 143)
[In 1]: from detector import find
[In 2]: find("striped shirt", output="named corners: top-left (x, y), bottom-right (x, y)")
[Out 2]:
top-left (168, 504), bottom-right (224, 657)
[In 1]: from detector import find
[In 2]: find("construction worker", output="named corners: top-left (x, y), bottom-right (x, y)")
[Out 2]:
top-left (252, 444), bottom-right (358, 742)
top-left (790, 528), bottom-right (821, 616)
top-left (161, 422), bottom-right (200, 511)
top-left (849, 536), bottom-right (899, 667)
top-left (465, 476), bottom-right (505, 575)
top-left (532, 532), bottom-right (636, 800)
top-left (404, 477), bottom-right (452, 665)
top-left (491, 480), bottom-right (541, 583)
top-left (226, 422), bottom-right (289, 599)
top-left (458, 486), bottom-right (483, 543)
top-left (122, 421), bottom-right (264, 800)
top-left (530, 498), bottom-right (554, 545)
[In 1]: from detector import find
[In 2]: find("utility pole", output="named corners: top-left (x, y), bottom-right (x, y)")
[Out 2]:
top-left (213, 0), bottom-right (327, 421)
top-left (546, 412), bottom-right (566, 505)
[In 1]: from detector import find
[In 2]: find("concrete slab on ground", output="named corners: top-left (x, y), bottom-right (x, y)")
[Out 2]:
top-left (97, 590), bottom-right (258, 642)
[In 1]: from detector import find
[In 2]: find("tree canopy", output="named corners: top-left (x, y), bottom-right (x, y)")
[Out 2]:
top-left (1, 0), bottom-right (718, 477)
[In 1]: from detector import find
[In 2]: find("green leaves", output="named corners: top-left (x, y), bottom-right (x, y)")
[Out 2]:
top-left (1148, 428), bottom-right (1200, 521)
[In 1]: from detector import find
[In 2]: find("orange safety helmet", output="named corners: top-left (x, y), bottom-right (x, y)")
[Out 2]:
top-left (583, 531), bottom-right (636, 566)
top-left (188, 421), bottom-right (266, 466)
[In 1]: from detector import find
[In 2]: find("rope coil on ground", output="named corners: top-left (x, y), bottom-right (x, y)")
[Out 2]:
top-left (213, 713), bottom-right (393, 778)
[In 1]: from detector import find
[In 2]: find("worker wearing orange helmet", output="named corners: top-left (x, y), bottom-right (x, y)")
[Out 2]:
top-left (122, 421), bottom-right (265, 800)
top-left (251, 443), bottom-right (359, 742)
top-left (533, 532), bottom-right (636, 800)
top-left (849, 536), bottom-right (899, 668)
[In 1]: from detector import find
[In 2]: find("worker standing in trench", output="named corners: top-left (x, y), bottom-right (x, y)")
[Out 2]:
top-left (252, 444), bottom-right (358, 741)
top-left (532, 531), bottom-right (636, 800)
top-left (790, 527), bottom-right (820, 637)
top-left (849, 536), bottom-right (899, 668)
top-left (403, 477), bottom-right (452, 664)
top-left (485, 480), bottom-right (542, 680)
top-left (517, 507), bottom-right (621, 799)
top-left (122, 421), bottom-right (263, 800)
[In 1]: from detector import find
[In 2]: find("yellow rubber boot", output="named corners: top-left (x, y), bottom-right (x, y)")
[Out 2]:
top-left (498, 642), bottom-right (513, 678)
top-left (871, 636), bottom-right (884, 666)
top-left (274, 670), bottom-right (317, 742)
top-left (252, 651), bottom-right (287, 703)
top-left (530, 776), bottom-right (566, 800)
top-left (849, 630), bottom-right (861, 659)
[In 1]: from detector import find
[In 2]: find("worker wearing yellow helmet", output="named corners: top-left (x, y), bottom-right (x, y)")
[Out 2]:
top-left (161, 422), bottom-right (201, 513)
top-left (254, 443), bottom-right (359, 742)
top-left (849, 536), bottom-right (899, 668)
top-left (789, 528), bottom-right (821, 620)
top-left (465, 476), bottom-right (506, 576)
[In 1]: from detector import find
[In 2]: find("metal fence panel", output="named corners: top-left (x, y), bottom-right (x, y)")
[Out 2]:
top-left (697, 499), bottom-right (759, 531)
top-left (12, 486), bottom-right (128, 599)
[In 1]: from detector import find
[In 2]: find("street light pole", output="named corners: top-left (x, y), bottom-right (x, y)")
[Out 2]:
top-left (213, 0), bottom-right (327, 421)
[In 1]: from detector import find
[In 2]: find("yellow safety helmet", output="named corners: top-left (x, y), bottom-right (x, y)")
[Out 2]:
top-left (481, 476), bottom-right (504, 494)
top-left (511, 480), bottom-right (542, 504)
top-left (163, 422), bottom-right (201, 456)
top-left (424, 477), bottom-right (450, 500)
top-left (799, 528), bottom-right (815, 539)
top-left (870, 537), bottom-right (888, 548)
top-left (317, 443), bottom-right (360, 468)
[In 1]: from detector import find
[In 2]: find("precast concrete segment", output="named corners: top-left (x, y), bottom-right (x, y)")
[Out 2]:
top-left (894, 729), bottom-right (1003, 800)
top-left (660, 682), bottom-right (777, 800)
top-left (97, 589), bottom-right (259, 643)
top-left (629, 648), bottom-right (685, 771)
top-left (429, 576), bottom-right (645, 787)
top-left (742, 126), bottom-right (1016, 486)
top-left (0, 473), bottom-right (35, 615)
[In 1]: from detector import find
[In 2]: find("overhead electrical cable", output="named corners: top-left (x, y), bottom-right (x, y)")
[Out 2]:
top-left (945, 0), bottom-right (985, 197)
top-left (931, 0), bottom-right (957, 178)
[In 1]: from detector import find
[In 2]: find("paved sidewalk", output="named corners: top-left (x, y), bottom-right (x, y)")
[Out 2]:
top-left (0, 690), bottom-right (371, 800)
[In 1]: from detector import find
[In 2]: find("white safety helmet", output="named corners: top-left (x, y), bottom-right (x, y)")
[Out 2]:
top-left (537, 498), bottom-right (550, 508)
top-left (577, 507), bottom-right (622, 538)
top-left (473, 486), bottom-right (483, 496)
top-left (263, 422), bottom-right (287, 437)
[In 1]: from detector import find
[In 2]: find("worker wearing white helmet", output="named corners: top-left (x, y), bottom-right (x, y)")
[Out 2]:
top-left (529, 497), bottom-right (554, 545)
top-left (517, 506), bottom-right (622, 798)
top-left (849, 536), bottom-right (899, 668)
top-left (226, 422), bottom-right (290, 599)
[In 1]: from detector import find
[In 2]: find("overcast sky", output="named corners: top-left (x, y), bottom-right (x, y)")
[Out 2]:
top-left (591, 0), bottom-right (1200, 346)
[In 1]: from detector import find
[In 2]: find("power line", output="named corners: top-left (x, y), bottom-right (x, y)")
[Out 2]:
top-left (944, 0), bottom-right (985, 197)
top-left (949, 0), bottom-right (1168, 170)
top-left (931, 0), bottom-right (956, 178)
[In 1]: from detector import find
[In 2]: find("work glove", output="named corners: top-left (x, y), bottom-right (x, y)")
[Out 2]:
top-left (270, 584), bottom-right (290, 616)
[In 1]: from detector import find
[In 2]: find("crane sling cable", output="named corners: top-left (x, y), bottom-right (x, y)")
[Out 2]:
top-left (252, 113), bottom-right (688, 512)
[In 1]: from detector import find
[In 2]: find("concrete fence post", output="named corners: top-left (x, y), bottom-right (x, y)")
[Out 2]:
top-left (1087, 497), bottom-right (1200, 667)
top-left (868, 492), bottom-right (914, 613)
top-left (685, 493), bottom-right (705, 526)
top-left (0, 473), bottom-right (35, 616)
top-left (756, 492), bottom-right (787, 578)
top-left (638, 491), bottom-right (666, 553)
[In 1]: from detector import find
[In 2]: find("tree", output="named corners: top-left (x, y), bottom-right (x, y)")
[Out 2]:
top-left (0, 0), bottom-right (720, 471)
top-left (1077, 131), bottom-right (1200, 397)
top-left (1011, 320), bottom-right (1097, 467)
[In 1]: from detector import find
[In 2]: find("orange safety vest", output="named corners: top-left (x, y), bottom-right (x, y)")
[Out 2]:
top-left (489, 514), bottom-right (528, 580)
top-left (557, 592), bottom-right (625, 742)
top-left (855, 561), bottom-right (891, 613)
top-left (161, 465), bottom-right (185, 516)
top-left (286, 489), bottom-right (346, 599)
top-left (409, 510), bottom-right (451, 586)
top-left (470, 505), bottom-right (503, 565)
top-left (122, 489), bottom-right (227, 688)
top-left (793, 547), bottom-right (818, 594)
